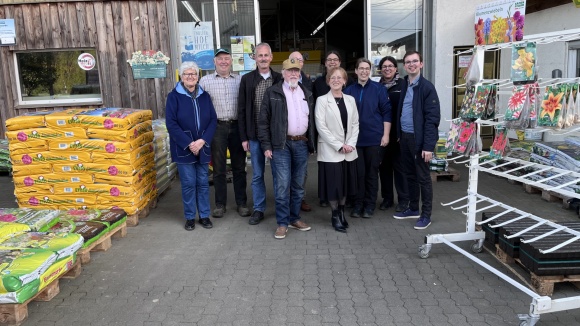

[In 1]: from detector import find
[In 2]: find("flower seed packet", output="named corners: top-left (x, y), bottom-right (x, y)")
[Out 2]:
top-left (505, 86), bottom-right (528, 121)
top-left (538, 85), bottom-right (565, 127)
top-left (489, 125), bottom-right (509, 159)
top-left (511, 42), bottom-right (536, 84)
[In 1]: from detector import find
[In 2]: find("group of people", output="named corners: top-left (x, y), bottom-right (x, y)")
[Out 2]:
top-left (165, 43), bottom-right (440, 239)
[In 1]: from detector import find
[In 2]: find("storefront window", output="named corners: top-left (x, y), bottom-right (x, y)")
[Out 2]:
top-left (176, 0), bottom-right (257, 73)
top-left (370, 0), bottom-right (423, 76)
top-left (15, 49), bottom-right (101, 105)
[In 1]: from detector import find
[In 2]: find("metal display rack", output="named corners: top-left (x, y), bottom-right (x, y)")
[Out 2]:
top-left (419, 31), bottom-right (580, 325)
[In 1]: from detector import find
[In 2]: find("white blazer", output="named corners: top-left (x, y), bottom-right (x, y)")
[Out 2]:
top-left (315, 91), bottom-right (359, 163)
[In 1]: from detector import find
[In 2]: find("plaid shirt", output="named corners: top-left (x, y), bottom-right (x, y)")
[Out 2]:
top-left (199, 72), bottom-right (241, 120)
top-left (254, 75), bottom-right (273, 128)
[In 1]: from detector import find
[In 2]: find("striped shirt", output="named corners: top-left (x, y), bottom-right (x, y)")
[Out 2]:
top-left (199, 72), bottom-right (241, 120)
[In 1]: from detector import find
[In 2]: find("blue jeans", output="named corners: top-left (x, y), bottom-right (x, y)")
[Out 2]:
top-left (271, 140), bottom-right (308, 227)
top-left (177, 162), bottom-right (210, 220)
top-left (211, 121), bottom-right (247, 207)
top-left (249, 140), bottom-right (267, 212)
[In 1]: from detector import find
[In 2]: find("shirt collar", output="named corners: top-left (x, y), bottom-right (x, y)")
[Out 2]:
top-left (214, 71), bottom-right (235, 79)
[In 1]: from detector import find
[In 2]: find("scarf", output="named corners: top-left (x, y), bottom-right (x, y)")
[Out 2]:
top-left (380, 72), bottom-right (400, 90)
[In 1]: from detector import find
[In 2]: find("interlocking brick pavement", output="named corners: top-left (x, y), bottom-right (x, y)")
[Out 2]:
top-left (1, 158), bottom-right (580, 325)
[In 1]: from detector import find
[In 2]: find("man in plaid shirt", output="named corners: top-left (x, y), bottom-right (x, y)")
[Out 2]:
top-left (200, 48), bottom-right (249, 218)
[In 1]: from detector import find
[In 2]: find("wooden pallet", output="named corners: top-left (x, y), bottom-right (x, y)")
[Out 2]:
top-left (0, 260), bottom-right (81, 325)
top-left (430, 167), bottom-right (460, 182)
top-left (493, 244), bottom-right (580, 296)
top-left (522, 184), bottom-right (573, 209)
top-left (126, 204), bottom-right (150, 227)
top-left (149, 176), bottom-right (175, 210)
top-left (77, 221), bottom-right (127, 264)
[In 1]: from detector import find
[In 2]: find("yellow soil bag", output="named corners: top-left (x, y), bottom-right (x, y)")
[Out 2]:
top-left (14, 184), bottom-right (53, 195)
top-left (86, 120), bottom-right (153, 141)
top-left (8, 139), bottom-right (47, 155)
top-left (45, 108), bottom-right (152, 130)
top-left (10, 151), bottom-right (92, 165)
top-left (94, 165), bottom-right (155, 186)
top-left (5, 127), bottom-right (87, 142)
top-left (12, 164), bottom-right (52, 176)
top-left (16, 194), bottom-right (97, 209)
top-left (13, 173), bottom-right (93, 187)
top-left (4, 111), bottom-right (56, 131)
top-left (48, 131), bottom-right (153, 154)
top-left (91, 143), bottom-right (154, 164)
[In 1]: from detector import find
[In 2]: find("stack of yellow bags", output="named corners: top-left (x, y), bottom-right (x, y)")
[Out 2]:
top-left (5, 108), bottom-right (156, 214)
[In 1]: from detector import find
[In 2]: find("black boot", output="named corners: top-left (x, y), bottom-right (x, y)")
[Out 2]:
top-left (331, 209), bottom-right (347, 233)
top-left (338, 205), bottom-right (349, 228)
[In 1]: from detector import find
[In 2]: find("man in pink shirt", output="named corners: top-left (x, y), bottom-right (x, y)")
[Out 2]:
top-left (257, 59), bottom-right (316, 239)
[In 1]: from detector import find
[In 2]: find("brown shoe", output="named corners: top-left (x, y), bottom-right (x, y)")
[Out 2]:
top-left (301, 200), bottom-right (312, 212)
top-left (274, 226), bottom-right (288, 239)
top-left (288, 220), bottom-right (311, 231)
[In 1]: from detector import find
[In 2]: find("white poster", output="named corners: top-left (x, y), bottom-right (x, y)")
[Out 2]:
top-left (0, 19), bottom-right (16, 46)
top-left (179, 21), bottom-right (215, 70)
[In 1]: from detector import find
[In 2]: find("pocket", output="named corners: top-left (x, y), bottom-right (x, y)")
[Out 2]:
top-left (177, 130), bottom-right (193, 158)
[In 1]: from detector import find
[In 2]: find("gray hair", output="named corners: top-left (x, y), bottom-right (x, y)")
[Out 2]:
top-left (255, 42), bottom-right (272, 55)
top-left (179, 61), bottom-right (199, 76)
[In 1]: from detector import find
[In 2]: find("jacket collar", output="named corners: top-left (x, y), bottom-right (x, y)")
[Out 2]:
top-left (175, 82), bottom-right (205, 98)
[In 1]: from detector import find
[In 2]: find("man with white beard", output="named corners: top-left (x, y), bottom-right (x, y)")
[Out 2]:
top-left (257, 58), bottom-right (316, 239)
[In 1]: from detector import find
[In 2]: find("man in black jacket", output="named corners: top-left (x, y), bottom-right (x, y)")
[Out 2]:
top-left (393, 51), bottom-right (440, 230)
top-left (238, 43), bottom-right (282, 226)
top-left (258, 58), bottom-right (315, 239)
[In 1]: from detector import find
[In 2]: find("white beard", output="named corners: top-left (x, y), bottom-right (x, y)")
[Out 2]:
top-left (288, 81), bottom-right (299, 89)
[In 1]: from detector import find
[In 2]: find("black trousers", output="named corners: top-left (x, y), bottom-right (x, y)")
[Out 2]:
top-left (354, 145), bottom-right (384, 211)
top-left (399, 132), bottom-right (432, 218)
top-left (379, 140), bottom-right (409, 204)
top-left (211, 121), bottom-right (247, 207)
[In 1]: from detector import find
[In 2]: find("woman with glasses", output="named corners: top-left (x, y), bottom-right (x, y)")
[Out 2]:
top-left (166, 61), bottom-right (217, 231)
top-left (377, 56), bottom-right (409, 213)
top-left (313, 51), bottom-right (355, 208)
top-left (315, 67), bottom-right (359, 233)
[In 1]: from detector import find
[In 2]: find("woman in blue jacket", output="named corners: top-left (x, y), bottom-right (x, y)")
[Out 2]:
top-left (166, 62), bottom-right (217, 231)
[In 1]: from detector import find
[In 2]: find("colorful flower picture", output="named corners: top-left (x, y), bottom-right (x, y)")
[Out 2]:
top-left (511, 42), bottom-right (536, 83)
top-left (489, 126), bottom-right (509, 159)
top-left (505, 86), bottom-right (527, 121)
top-left (538, 85), bottom-right (565, 127)
top-left (474, 1), bottom-right (525, 45)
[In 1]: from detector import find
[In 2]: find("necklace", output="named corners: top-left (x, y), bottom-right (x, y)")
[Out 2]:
top-left (335, 97), bottom-right (342, 105)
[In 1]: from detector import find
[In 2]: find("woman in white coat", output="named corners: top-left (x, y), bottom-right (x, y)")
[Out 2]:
top-left (315, 67), bottom-right (360, 232)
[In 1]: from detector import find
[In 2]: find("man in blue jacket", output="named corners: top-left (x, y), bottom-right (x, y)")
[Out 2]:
top-left (393, 51), bottom-right (440, 230)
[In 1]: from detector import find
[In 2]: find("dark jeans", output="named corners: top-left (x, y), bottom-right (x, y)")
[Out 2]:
top-left (211, 121), bottom-right (247, 207)
top-left (399, 132), bottom-right (433, 218)
top-left (354, 145), bottom-right (384, 211)
top-left (379, 140), bottom-right (409, 204)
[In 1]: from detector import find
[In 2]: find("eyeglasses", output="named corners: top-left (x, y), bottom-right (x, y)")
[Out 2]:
top-left (326, 58), bottom-right (339, 62)
top-left (357, 67), bottom-right (371, 71)
top-left (330, 76), bottom-right (343, 80)
top-left (404, 59), bottom-right (420, 65)
top-left (291, 58), bottom-right (304, 62)
top-left (381, 65), bottom-right (396, 69)
top-left (182, 73), bottom-right (198, 78)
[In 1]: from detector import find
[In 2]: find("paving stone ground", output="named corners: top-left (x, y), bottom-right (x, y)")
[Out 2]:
top-left (2, 157), bottom-right (580, 326)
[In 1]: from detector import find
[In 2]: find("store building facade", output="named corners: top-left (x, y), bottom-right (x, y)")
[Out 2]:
top-left (0, 0), bottom-right (578, 138)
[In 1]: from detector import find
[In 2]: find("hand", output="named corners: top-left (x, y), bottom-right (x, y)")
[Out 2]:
top-left (380, 135), bottom-right (389, 147)
top-left (188, 139), bottom-right (206, 155)
top-left (242, 141), bottom-right (249, 151)
top-left (265, 150), bottom-right (272, 159)
top-left (421, 150), bottom-right (433, 163)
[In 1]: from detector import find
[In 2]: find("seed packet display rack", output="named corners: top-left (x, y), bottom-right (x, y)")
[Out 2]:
top-left (420, 31), bottom-right (580, 326)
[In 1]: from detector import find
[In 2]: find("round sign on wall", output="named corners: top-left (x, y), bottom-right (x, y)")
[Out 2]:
top-left (78, 53), bottom-right (96, 71)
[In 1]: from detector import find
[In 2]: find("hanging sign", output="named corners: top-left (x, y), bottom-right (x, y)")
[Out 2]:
top-left (474, 0), bottom-right (526, 45)
top-left (230, 35), bottom-right (256, 72)
top-left (127, 50), bottom-right (170, 79)
top-left (0, 19), bottom-right (16, 46)
top-left (179, 22), bottom-right (215, 70)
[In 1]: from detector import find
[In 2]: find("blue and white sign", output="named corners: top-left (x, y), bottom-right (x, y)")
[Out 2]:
top-left (179, 21), bottom-right (215, 70)
top-left (0, 19), bottom-right (16, 46)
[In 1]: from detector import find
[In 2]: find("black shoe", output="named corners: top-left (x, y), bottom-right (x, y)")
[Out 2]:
top-left (395, 202), bottom-right (409, 212)
top-left (249, 211), bottom-right (264, 225)
top-left (319, 200), bottom-right (329, 207)
top-left (199, 218), bottom-right (213, 229)
top-left (331, 209), bottom-right (346, 233)
top-left (212, 205), bottom-right (226, 218)
top-left (184, 219), bottom-right (195, 231)
top-left (379, 199), bottom-right (393, 210)
top-left (362, 209), bottom-right (374, 218)
top-left (238, 205), bottom-right (251, 217)
top-left (338, 205), bottom-right (348, 228)
top-left (350, 206), bottom-right (362, 218)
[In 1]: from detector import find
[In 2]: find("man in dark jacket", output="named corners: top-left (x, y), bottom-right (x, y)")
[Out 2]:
top-left (393, 51), bottom-right (440, 230)
top-left (238, 43), bottom-right (282, 226)
top-left (258, 58), bottom-right (315, 240)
